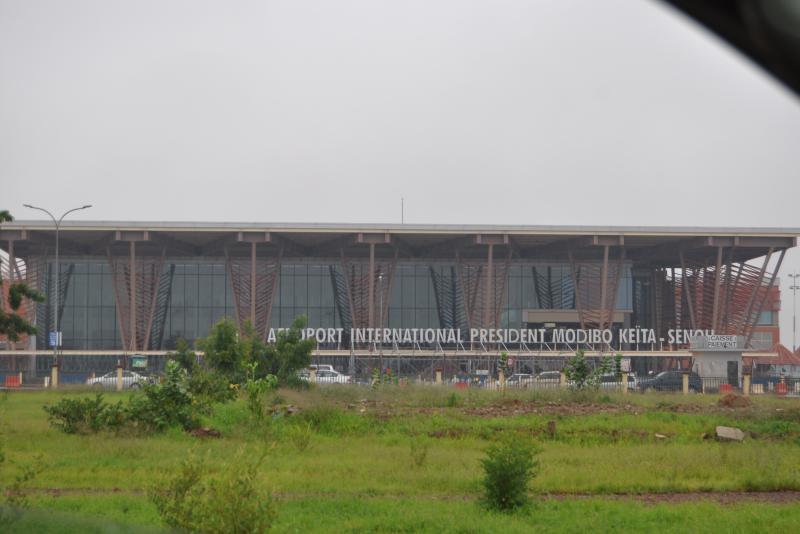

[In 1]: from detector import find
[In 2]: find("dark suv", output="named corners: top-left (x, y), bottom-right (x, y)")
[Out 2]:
top-left (636, 371), bottom-right (702, 393)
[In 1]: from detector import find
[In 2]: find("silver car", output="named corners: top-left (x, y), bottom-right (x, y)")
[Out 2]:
top-left (86, 370), bottom-right (151, 390)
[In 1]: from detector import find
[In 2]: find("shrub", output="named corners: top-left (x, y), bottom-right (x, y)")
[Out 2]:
top-left (563, 350), bottom-right (612, 390)
top-left (243, 363), bottom-right (278, 420)
top-left (169, 338), bottom-right (198, 372)
top-left (481, 437), bottom-right (539, 511)
top-left (43, 394), bottom-right (123, 434)
top-left (127, 361), bottom-right (202, 432)
top-left (287, 422), bottom-right (313, 452)
top-left (45, 362), bottom-right (208, 435)
top-left (149, 450), bottom-right (275, 533)
top-left (187, 368), bottom-right (237, 405)
top-left (446, 392), bottom-right (460, 408)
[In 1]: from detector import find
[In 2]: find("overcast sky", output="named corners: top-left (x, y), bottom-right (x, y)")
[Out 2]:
top-left (1, 0), bottom-right (799, 346)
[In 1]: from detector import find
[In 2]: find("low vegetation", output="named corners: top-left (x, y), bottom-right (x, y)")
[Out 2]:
top-left (2, 384), bottom-right (799, 532)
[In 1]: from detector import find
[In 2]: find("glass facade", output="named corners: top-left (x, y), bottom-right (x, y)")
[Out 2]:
top-left (42, 259), bottom-right (633, 350)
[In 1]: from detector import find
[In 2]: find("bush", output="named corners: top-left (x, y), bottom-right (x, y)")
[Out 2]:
top-left (563, 350), bottom-right (612, 390)
top-left (481, 437), bottom-right (539, 511)
top-left (43, 394), bottom-right (124, 434)
top-left (127, 361), bottom-right (202, 432)
top-left (149, 450), bottom-right (275, 533)
top-left (45, 362), bottom-right (208, 435)
top-left (287, 422), bottom-right (313, 452)
top-left (188, 368), bottom-right (237, 405)
top-left (243, 366), bottom-right (278, 421)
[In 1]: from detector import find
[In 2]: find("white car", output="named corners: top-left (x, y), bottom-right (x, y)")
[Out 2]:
top-left (300, 368), bottom-right (352, 384)
top-left (86, 370), bottom-right (151, 390)
top-left (506, 373), bottom-right (535, 387)
top-left (598, 374), bottom-right (638, 389)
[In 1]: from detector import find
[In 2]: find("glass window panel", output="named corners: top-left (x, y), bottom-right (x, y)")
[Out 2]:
top-left (184, 308), bottom-right (198, 341)
top-left (309, 275), bottom-right (321, 306)
top-left (415, 276), bottom-right (428, 306)
top-left (198, 264), bottom-right (213, 275)
top-left (321, 308), bottom-right (334, 328)
top-left (88, 307), bottom-right (103, 339)
top-left (281, 307), bottom-right (296, 328)
top-left (293, 264), bottom-right (307, 277)
top-left (171, 275), bottom-right (185, 307)
top-left (184, 273), bottom-right (198, 307)
top-left (280, 275), bottom-right (294, 306)
top-left (198, 308), bottom-right (213, 338)
top-left (198, 276), bottom-right (212, 307)
top-left (209, 275), bottom-right (224, 306)
top-left (389, 308), bottom-right (401, 328)
top-left (402, 309), bottom-right (414, 328)
top-left (508, 276), bottom-right (521, 309)
top-left (308, 307), bottom-right (321, 327)
top-left (101, 274), bottom-right (115, 306)
top-left (294, 272), bottom-right (308, 306)
top-left (87, 275), bottom-right (102, 306)
top-left (101, 307), bottom-right (117, 339)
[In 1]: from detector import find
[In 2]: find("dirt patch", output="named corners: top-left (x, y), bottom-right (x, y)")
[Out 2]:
top-left (718, 394), bottom-right (752, 408)
top-left (463, 400), bottom-right (641, 418)
top-left (542, 491), bottom-right (800, 505)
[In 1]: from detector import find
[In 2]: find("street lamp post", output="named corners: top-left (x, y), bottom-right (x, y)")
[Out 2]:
top-left (789, 273), bottom-right (799, 353)
top-left (23, 204), bottom-right (92, 365)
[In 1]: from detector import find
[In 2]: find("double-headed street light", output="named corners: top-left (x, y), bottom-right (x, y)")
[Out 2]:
top-left (23, 204), bottom-right (92, 363)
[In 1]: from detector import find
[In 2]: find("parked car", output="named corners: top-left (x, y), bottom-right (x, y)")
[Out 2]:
top-left (299, 368), bottom-right (353, 384)
top-left (598, 374), bottom-right (638, 389)
top-left (86, 370), bottom-right (152, 390)
top-left (506, 373), bottom-right (535, 387)
top-left (636, 371), bottom-right (701, 393)
top-left (535, 371), bottom-right (562, 382)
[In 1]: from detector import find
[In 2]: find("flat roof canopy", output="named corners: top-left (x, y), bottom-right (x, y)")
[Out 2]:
top-left (1, 221), bottom-right (797, 265)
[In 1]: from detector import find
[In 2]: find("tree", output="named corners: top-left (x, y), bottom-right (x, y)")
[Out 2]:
top-left (197, 318), bottom-right (243, 379)
top-left (563, 350), bottom-right (613, 390)
top-left (198, 315), bottom-right (315, 384)
top-left (168, 338), bottom-right (198, 372)
top-left (258, 315), bottom-right (315, 383)
top-left (0, 211), bottom-right (45, 342)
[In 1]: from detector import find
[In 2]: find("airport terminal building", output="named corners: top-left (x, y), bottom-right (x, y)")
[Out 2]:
top-left (1, 221), bottom-right (795, 362)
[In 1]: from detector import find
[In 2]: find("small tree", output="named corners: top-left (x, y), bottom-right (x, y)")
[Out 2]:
top-left (169, 338), bottom-right (197, 372)
top-left (258, 316), bottom-right (315, 384)
top-left (198, 318), bottom-right (243, 379)
top-left (0, 211), bottom-right (45, 342)
top-left (481, 437), bottom-right (539, 511)
top-left (564, 350), bottom-right (614, 390)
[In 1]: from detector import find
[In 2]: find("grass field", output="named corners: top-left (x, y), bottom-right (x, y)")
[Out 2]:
top-left (2, 386), bottom-right (800, 532)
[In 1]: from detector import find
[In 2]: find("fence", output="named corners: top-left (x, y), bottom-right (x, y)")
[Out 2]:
top-left (0, 352), bottom-right (798, 397)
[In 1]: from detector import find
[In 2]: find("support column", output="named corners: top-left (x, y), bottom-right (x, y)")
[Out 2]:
top-left (250, 241), bottom-right (257, 326)
top-left (599, 245), bottom-right (609, 331)
top-left (129, 241), bottom-right (136, 351)
top-left (368, 243), bottom-right (375, 329)
top-left (680, 252), bottom-right (697, 330)
top-left (116, 364), bottom-right (123, 392)
top-left (568, 250), bottom-right (585, 329)
top-left (485, 243), bottom-right (494, 330)
top-left (743, 373), bottom-right (751, 396)
top-left (50, 364), bottom-right (58, 389)
top-left (711, 246), bottom-right (723, 332)
top-left (682, 371), bottom-right (689, 395)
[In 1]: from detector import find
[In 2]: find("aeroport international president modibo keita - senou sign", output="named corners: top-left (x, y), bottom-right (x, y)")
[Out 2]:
top-left (270, 326), bottom-right (723, 348)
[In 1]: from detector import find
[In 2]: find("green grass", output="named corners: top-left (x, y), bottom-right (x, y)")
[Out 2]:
top-left (2, 387), bottom-right (800, 532)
